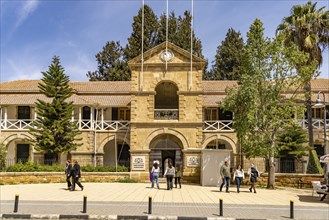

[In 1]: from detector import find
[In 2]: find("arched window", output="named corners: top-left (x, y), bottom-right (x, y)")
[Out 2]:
top-left (154, 82), bottom-right (179, 120)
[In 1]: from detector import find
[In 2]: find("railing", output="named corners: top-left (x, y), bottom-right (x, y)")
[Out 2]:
top-left (154, 109), bottom-right (179, 120)
top-left (203, 120), bottom-right (234, 131)
top-left (1, 118), bottom-right (327, 132)
top-left (0, 119), bottom-right (130, 131)
top-left (297, 119), bottom-right (329, 130)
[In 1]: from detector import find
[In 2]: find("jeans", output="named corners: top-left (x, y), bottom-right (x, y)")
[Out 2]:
top-left (166, 175), bottom-right (174, 190)
top-left (151, 173), bottom-right (159, 188)
top-left (220, 176), bottom-right (230, 192)
top-left (235, 177), bottom-right (242, 192)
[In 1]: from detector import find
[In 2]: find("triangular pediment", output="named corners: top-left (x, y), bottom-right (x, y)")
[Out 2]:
top-left (128, 41), bottom-right (206, 67)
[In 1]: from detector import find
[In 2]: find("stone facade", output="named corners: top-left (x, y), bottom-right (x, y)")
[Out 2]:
top-left (0, 42), bottom-right (328, 184)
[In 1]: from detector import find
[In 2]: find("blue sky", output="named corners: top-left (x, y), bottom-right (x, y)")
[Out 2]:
top-left (1, 0), bottom-right (328, 82)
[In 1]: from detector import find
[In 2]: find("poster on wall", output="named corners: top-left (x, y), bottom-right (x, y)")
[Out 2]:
top-left (132, 156), bottom-right (146, 171)
top-left (187, 156), bottom-right (200, 167)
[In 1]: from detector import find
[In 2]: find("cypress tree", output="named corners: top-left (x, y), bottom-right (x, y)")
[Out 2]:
top-left (29, 56), bottom-right (81, 155)
top-left (211, 28), bottom-right (244, 80)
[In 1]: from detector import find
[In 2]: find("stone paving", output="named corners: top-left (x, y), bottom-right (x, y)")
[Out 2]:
top-left (0, 183), bottom-right (328, 219)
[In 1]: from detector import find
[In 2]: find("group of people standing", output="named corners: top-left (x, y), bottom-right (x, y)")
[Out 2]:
top-left (220, 161), bottom-right (259, 193)
top-left (150, 160), bottom-right (182, 190)
top-left (65, 160), bottom-right (84, 191)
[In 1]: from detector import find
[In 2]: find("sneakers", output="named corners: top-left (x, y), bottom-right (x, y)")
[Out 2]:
top-left (81, 186), bottom-right (84, 191)
top-left (249, 188), bottom-right (252, 192)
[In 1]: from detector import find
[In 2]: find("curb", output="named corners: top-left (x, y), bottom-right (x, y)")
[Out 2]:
top-left (0, 214), bottom-right (236, 220)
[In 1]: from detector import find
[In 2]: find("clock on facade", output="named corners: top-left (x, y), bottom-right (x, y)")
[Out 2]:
top-left (160, 50), bottom-right (174, 62)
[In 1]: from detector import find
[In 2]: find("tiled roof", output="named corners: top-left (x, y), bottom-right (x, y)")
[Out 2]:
top-left (0, 94), bottom-right (130, 106)
top-left (0, 80), bottom-right (130, 93)
top-left (0, 78), bottom-right (328, 106)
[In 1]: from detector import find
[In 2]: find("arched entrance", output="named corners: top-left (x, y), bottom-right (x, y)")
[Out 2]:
top-left (149, 134), bottom-right (183, 176)
top-left (103, 139), bottom-right (130, 169)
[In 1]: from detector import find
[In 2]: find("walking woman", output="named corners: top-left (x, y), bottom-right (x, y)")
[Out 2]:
top-left (233, 165), bottom-right (244, 193)
top-left (164, 161), bottom-right (175, 190)
top-left (151, 162), bottom-right (160, 189)
top-left (248, 164), bottom-right (259, 193)
top-left (175, 166), bottom-right (182, 189)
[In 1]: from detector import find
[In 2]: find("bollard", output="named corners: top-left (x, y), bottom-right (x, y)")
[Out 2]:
top-left (148, 196), bottom-right (152, 214)
top-left (290, 200), bottom-right (294, 219)
top-left (82, 196), bottom-right (87, 213)
top-left (219, 198), bottom-right (223, 217)
top-left (14, 194), bottom-right (19, 213)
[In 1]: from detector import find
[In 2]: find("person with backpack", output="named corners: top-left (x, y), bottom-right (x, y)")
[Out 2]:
top-left (248, 163), bottom-right (259, 193)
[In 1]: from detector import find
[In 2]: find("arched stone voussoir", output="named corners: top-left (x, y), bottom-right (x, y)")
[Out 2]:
top-left (202, 134), bottom-right (236, 154)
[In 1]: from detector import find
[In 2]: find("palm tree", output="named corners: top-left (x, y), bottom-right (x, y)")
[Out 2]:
top-left (277, 1), bottom-right (329, 148)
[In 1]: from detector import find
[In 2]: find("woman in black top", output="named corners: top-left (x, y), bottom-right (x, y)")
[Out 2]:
top-left (248, 164), bottom-right (259, 193)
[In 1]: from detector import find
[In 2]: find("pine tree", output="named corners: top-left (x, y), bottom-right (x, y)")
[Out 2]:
top-left (211, 28), bottom-right (244, 80)
top-left (124, 4), bottom-right (159, 61)
top-left (277, 123), bottom-right (311, 159)
top-left (29, 56), bottom-right (81, 155)
top-left (87, 41), bottom-right (130, 81)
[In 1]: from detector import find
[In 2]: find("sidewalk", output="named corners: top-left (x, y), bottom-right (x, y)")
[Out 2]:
top-left (0, 183), bottom-right (328, 219)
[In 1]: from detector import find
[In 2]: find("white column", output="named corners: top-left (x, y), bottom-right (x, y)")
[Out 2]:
top-left (78, 107), bottom-right (82, 129)
top-left (4, 107), bottom-right (7, 128)
top-left (101, 108), bottom-right (104, 130)
top-left (71, 110), bottom-right (74, 122)
top-left (91, 107), bottom-right (94, 129)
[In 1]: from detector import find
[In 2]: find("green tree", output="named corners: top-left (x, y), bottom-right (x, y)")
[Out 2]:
top-left (87, 41), bottom-right (130, 81)
top-left (277, 123), bottom-right (310, 159)
top-left (29, 56), bottom-right (82, 155)
top-left (158, 11), bottom-right (178, 44)
top-left (221, 19), bottom-right (307, 189)
top-left (0, 143), bottom-right (7, 171)
top-left (124, 4), bottom-right (159, 61)
top-left (210, 28), bottom-right (244, 80)
top-left (277, 1), bottom-right (329, 148)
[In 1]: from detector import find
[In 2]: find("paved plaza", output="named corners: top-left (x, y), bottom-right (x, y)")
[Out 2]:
top-left (0, 182), bottom-right (328, 219)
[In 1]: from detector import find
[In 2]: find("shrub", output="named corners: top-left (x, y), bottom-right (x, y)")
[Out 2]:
top-left (307, 150), bottom-right (324, 174)
top-left (0, 143), bottom-right (7, 171)
top-left (117, 178), bottom-right (138, 183)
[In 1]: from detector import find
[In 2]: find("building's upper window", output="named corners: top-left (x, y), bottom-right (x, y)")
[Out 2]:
top-left (112, 108), bottom-right (130, 120)
top-left (154, 81), bottom-right (179, 120)
top-left (82, 106), bottom-right (91, 120)
top-left (155, 82), bottom-right (178, 109)
top-left (204, 108), bottom-right (218, 120)
top-left (17, 106), bottom-right (30, 120)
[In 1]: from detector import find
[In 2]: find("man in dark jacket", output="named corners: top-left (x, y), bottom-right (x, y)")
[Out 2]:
top-left (71, 160), bottom-right (84, 191)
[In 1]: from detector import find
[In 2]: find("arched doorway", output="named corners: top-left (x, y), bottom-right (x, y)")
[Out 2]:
top-left (149, 134), bottom-right (183, 176)
top-left (103, 139), bottom-right (130, 170)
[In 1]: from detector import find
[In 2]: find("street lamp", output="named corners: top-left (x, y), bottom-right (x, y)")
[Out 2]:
top-left (313, 91), bottom-right (327, 184)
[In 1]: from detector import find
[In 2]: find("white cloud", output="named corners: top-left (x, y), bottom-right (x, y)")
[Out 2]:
top-left (14, 0), bottom-right (40, 30)
top-left (5, 58), bottom-right (42, 81)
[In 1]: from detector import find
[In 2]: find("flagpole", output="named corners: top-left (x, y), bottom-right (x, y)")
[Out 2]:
top-left (141, 0), bottom-right (144, 91)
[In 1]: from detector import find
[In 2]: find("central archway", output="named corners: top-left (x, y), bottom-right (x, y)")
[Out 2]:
top-left (149, 133), bottom-right (183, 176)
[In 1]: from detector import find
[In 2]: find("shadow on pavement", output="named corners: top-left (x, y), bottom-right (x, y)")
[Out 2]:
top-left (298, 195), bottom-right (329, 204)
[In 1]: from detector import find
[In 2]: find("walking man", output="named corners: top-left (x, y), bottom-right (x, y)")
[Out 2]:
top-left (220, 160), bottom-right (231, 193)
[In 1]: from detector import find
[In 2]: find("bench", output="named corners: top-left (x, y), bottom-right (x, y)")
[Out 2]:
top-left (298, 177), bottom-right (323, 189)
top-left (317, 191), bottom-right (329, 201)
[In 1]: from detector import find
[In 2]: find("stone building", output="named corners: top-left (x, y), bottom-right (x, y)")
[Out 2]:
top-left (0, 42), bottom-right (328, 183)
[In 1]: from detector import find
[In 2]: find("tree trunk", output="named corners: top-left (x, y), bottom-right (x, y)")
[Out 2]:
top-left (267, 156), bottom-right (276, 189)
top-left (304, 80), bottom-right (314, 147)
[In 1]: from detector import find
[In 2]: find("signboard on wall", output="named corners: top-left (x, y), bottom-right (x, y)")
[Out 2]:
top-left (132, 156), bottom-right (146, 171)
top-left (187, 156), bottom-right (200, 167)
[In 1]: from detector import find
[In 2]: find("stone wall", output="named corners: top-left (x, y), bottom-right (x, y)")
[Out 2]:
top-left (0, 172), bottom-right (324, 188)
top-left (0, 172), bottom-right (130, 185)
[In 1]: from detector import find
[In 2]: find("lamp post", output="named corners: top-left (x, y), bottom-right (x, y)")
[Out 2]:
top-left (313, 91), bottom-right (327, 184)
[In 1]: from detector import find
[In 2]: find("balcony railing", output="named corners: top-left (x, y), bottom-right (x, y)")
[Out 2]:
top-left (154, 109), bottom-right (179, 120)
top-left (1, 118), bottom-right (327, 132)
top-left (0, 119), bottom-right (130, 131)
top-left (203, 120), bottom-right (234, 131)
